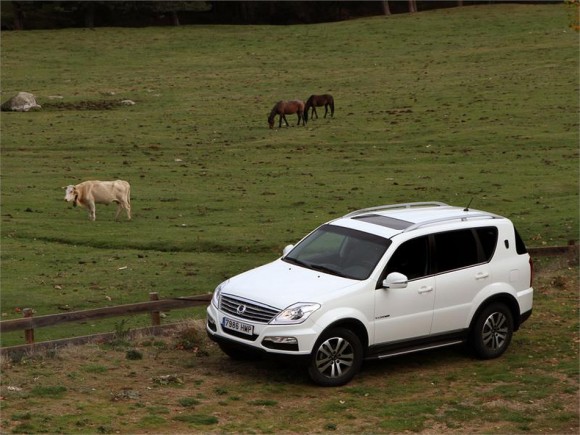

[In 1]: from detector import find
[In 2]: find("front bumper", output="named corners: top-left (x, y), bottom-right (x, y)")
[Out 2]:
top-left (206, 304), bottom-right (320, 356)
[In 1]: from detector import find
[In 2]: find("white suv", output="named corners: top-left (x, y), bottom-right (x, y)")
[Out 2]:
top-left (206, 202), bottom-right (534, 386)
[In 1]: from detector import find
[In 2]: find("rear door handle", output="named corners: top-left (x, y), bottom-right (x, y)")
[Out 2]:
top-left (475, 272), bottom-right (489, 280)
top-left (418, 286), bottom-right (433, 294)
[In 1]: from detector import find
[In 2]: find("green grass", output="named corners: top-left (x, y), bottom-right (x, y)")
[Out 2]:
top-left (172, 414), bottom-right (219, 425)
top-left (1, 3), bottom-right (578, 350)
top-left (30, 385), bottom-right (67, 398)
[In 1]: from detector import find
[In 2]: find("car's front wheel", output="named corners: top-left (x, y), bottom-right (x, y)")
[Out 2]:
top-left (470, 303), bottom-right (514, 359)
top-left (308, 327), bottom-right (363, 387)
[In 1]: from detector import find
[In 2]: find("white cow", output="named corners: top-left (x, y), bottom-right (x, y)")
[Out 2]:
top-left (64, 180), bottom-right (131, 221)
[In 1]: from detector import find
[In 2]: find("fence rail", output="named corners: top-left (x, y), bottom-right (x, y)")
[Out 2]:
top-left (0, 293), bottom-right (211, 333)
top-left (0, 292), bottom-right (211, 352)
top-left (528, 240), bottom-right (577, 257)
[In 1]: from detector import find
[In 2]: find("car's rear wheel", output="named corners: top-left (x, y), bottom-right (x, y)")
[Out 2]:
top-left (308, 327), bottom-right (363, 387)
top-left (470, 303), bottom-right (514, 359)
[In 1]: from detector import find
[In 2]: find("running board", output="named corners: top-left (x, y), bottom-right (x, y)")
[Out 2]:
top-left (375, 340), bottom-right (464, 360)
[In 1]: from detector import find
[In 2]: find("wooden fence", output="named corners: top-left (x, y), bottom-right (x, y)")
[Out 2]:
top-left (528, 240), bottom-right (578, 258)
top-left (0, 242), bottom-right (576, 356)
top-left (0, 292), bottom-right (211, 356)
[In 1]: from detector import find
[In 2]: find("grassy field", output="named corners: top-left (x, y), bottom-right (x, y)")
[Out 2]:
top-left (1, 4), bottom-right (578, 343)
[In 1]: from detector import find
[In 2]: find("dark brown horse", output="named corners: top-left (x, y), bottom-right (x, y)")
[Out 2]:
top-left (268, 100), bottom-right (305, 129)
top-left (304, 94), bottom-right (335, 123)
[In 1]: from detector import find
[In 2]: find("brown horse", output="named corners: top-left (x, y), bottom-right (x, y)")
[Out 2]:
top-left (304, 94), bottom-right (334, 123)
top-left (268, 100), bottom-right (305, 129)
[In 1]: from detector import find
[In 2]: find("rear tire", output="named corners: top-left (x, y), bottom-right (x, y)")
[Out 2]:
top-left (308, 327), bottom-right (363, 387)
top-left (470, 303), bottom-right (514, 359)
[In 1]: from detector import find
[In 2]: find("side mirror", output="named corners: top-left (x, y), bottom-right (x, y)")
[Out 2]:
top-left (282, 244), bottom-right (294, 257)
top-left (382, 272), bottom-right (408, 289)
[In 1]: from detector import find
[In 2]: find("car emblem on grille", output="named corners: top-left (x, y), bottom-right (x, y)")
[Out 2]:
top-left (236, 304), bottom-right (247, 315)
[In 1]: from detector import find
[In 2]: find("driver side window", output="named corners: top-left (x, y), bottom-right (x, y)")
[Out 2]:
top-left (384, 236), bottom-right (430, 281)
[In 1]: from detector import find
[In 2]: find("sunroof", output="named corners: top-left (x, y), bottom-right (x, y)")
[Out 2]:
top-left (352, 214), bottom-right (413, 230)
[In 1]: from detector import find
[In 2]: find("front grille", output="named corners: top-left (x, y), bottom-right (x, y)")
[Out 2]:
top-left (220, 294), bottom-right (280, 323)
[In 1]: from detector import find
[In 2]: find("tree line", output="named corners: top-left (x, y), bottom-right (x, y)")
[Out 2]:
top-left (2, 1), bottom-right (484, 30)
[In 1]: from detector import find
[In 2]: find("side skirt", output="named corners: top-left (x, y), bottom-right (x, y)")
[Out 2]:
top-left (366, 330), bottom-right (468, 360)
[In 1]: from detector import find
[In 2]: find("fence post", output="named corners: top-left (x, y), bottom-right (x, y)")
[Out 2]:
top-left (149, 292), bottom-right (161, 326)
top-left (568, 240), bottom-right (578, 264)
top-left (23, 308), bottom-right (34, 344)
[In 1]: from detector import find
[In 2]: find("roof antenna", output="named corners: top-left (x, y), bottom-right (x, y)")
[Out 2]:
top-left (464, 197), bottom-right (474, 212)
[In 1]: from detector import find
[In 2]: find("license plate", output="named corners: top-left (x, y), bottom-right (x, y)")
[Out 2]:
top-left (222, 317), bottom-right (253, 336)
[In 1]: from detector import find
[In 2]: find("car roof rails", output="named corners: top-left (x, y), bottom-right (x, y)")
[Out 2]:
top-left (343, 201), bottom-right (450, 218)
top-left (403, 212), bottom-right (500, 232)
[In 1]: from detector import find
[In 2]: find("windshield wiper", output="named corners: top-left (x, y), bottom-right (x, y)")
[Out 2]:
top-left (308, 264), bottom-right (348, 278)
top-left (284, 257), bottom-right (347, 278)
top-left (283, 256), bottom-right (310, 268)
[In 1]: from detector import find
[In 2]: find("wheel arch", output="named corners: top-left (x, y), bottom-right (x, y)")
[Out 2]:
top-left (469, 293), bottom-right (521, 332)
top-left (318, 318), bottom-right (370, 355)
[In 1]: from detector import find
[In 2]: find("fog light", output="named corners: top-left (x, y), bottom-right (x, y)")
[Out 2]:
top-left (262, 336), bottom-right (299, 351)
top-left (207, 315), bottom-right (217, 332)
top-left (263, 336), bottom-right (298, 344)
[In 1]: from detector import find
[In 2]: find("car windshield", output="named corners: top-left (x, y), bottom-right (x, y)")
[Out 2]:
top-left (283, 224), bottom-right (391, 280)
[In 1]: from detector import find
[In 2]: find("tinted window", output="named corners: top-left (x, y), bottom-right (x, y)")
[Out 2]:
top-left (284, 224), bottom-right (391, 280)
top-left (514, 227), bottom-right (528, 254)
top-left (434, 229), bottom-right (479, 273)
top-left (385, 236), bottom-right (430, 280)
top-left (352, 214), bottom-right (413, 230)
top-left (476, 227), bottom-right (498, 261)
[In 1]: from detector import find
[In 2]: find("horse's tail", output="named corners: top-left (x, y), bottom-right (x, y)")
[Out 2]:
top-left (299, 100), bottom-right (306, 125)
top-left (329, 96), bottom-right (335, 117)
top-left (303, 99), bottom-right (311, 123)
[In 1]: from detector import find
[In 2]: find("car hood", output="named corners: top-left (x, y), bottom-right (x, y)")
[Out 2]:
top-left (221, 258), bottom-right (359, 309)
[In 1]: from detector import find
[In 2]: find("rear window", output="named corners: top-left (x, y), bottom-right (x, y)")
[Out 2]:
top-left (476, 227), bottom-right (498, 261)
top-left (514, 228), bottom-right (528, 254)
top-left (434, 229), bottom-right (479, 273)
top-left (433, 227), bottom-right (499, 273)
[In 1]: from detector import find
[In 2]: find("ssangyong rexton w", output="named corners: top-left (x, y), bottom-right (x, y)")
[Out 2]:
top-left (206, 202), bottom-right (533, 386)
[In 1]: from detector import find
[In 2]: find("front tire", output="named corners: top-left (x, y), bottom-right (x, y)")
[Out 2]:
top-left (470, 303), bottom-right (514, 359)
top-left (308, 327), bottom-right (363, 387)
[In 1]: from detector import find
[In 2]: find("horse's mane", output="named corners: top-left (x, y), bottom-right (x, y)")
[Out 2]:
top-left (268, 101), bottom-right (281, 121)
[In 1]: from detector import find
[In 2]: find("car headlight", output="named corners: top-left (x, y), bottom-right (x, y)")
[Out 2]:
top-left (211, 281), bottom-right (227, 308)
top-left (270, 303), bottom-right (321, 325)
